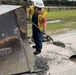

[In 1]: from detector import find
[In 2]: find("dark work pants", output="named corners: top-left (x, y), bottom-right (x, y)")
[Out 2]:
top-left (33, 28), bottom-right (43, 52)
top-left (32, 13), bottom-right (43, 52)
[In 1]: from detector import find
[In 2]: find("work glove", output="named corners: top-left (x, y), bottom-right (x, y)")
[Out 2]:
top-left (43, 28), bottom-right (46, 33)
top-left (26, 17), bottom-right (30, 21)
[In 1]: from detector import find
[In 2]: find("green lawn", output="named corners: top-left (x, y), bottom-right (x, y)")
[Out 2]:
top-left (46, 10), bottom-right (76, 31)
top-left (46, 10), bottom-right (76, 21)
top-left (27, 9), bottom-right (76, 34)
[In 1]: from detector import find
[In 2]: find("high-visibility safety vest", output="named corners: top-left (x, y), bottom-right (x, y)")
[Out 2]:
top-left (29, 5), bottom-right (47, 31)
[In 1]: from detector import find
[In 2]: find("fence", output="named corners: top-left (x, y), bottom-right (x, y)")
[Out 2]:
top-left (45, 6), bottom-right (76, 12)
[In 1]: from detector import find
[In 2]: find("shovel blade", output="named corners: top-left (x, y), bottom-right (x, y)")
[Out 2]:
top-left (53, 41), bottom-right (65, 47)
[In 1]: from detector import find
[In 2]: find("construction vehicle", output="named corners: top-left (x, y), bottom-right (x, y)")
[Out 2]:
top-left (0, 3), bottom-right (36, 75)
top-left (0, 0), bottom-right (65, 74)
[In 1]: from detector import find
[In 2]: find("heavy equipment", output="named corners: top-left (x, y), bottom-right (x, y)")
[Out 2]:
top-left (0, 4), bottom-right (35, 75)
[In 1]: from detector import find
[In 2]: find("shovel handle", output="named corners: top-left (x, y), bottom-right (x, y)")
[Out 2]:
top-left (32, 22), bottom-right (54, 42)
top-left (27, 19), bottom-right (54, 42)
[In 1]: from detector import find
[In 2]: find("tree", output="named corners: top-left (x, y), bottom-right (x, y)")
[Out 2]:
top-left (44, 0), bottom-right (76, 6)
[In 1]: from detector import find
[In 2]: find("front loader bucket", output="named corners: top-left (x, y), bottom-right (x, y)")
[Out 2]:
top-left (0, 5), bottom-right (35, 75)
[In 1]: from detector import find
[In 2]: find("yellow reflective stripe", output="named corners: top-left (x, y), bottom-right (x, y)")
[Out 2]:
top-left (30, 15), bottom-right (32, 21)
top-left (42, 11), bottom-right (47, 18)
top-left (30, 5), bottom-right (34, 20)
top-left (29, 6), bottom-right (47, 31)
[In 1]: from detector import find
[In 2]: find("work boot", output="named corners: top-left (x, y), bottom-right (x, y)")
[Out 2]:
top-left (32, 45), bottom-right (36, 48)
top-left (34, 51), bottom-right (41, 55)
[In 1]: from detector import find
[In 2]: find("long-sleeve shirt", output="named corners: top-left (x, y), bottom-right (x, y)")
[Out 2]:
top-left (28, 8), bottom-right (47, 29)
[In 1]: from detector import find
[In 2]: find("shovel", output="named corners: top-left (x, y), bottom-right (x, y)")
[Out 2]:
top-left (27, 20), bottom-right (65, 48)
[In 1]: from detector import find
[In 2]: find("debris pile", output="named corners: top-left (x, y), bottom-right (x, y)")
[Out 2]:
top-left (35, 56), bottom-right (50, 75)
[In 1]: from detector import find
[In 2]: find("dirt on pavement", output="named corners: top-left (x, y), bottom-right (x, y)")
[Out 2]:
top-left (30, 29), bottom-right (76, 75)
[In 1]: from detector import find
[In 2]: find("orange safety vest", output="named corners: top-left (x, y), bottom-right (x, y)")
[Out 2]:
top-left (29, 5), bottom-right (47, 31)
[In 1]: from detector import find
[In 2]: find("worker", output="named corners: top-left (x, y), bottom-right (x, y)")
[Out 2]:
top-left (27, 0), bottom-right (47, 55)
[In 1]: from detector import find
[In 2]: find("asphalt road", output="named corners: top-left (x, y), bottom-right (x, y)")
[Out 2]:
top-left (35, 30), bottom-right (76, 75)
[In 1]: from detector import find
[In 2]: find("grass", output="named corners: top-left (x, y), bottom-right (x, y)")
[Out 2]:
top-left (46, 10), bottom-right (76, 21)
top-left (27, 9), bottom-right (76, 34)
top-left (46, 10), bottom-right (76, 31)
top-left (46, 22), bottom-right (76, 31)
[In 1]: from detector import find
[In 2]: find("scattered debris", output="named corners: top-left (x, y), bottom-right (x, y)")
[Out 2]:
top-left (35, 56), bottom-right (50, 75)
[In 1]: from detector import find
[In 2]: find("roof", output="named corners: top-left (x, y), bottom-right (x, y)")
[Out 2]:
top-left (0, 5), bottom-right (21, 15)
